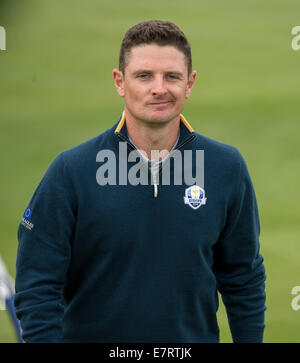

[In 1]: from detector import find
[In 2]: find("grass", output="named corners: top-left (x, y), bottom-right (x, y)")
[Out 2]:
top-left (1, 0), bottom-right (300, 343)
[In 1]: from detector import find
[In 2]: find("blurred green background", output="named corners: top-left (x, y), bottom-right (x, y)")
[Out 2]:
top-left (1, 0), bottom-right (299, 343)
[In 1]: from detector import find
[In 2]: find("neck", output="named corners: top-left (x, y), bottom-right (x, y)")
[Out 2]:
top-left (124, 111), bottom-right (181, 161)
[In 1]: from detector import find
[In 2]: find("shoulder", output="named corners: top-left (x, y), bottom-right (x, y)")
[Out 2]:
top-left (41, 125), bottom-right (116, 182)
top-left (52, 125), bottom-right (116, 168)
top-left (190, 132), bottom-right (252, 189)
top-left (63, 126), bottom-right (114, 158)
top-left (192, 132), bottom-right (244, 165)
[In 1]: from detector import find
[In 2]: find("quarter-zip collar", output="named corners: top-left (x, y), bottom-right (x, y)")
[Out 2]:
top-left (114, 111), bottom-right (196, 151)
top-left (113, 112), bottom-right (196, 198)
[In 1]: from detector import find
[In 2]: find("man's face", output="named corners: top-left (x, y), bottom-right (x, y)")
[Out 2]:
top-left (113, 44), bottom-right (196, 125)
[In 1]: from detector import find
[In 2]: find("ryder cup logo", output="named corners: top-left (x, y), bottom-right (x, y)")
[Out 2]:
top-left (184, 185), bottom-right (207, 210)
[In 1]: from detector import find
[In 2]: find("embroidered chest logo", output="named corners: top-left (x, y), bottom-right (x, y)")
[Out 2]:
top-left (184, 185), bottom-right (207, 210)
top-left (21, 207), bottom-right (34, 230)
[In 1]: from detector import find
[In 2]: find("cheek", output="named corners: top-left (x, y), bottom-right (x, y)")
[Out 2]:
top-left (175, 87), bottom-right (189, 103)
top-left (172, 83), bottom-right (188, 97)
top-left (124, 83), bottom-right (145, 101)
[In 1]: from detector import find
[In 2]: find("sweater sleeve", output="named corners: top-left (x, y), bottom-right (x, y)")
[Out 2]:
top-left (212, 150), bottom-right (266, 343)
top-left (14, 153), bottom-right (77, 342)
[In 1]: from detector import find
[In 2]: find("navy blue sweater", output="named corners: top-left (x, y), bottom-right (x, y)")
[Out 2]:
top-left (15, 114), bottom-right (266, 343)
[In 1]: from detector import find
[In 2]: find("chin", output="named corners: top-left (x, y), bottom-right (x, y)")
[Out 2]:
top-left (144, 110), bottom-right (179, 124)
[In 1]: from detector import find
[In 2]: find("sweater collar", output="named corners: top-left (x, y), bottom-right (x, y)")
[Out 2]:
top-left (114, 111), bottom-right (195, 149)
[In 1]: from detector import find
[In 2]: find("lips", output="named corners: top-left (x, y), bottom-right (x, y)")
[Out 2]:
top-left (148, 100), bottom-right (173, 105)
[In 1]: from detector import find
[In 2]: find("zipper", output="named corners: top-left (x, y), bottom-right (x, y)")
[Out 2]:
top-left (117, 133), bottom-right (196, 198)
top-left (175, 135), bottom-right (196, 151)
top-left (155, 134), bottom-right (196, 174)
top-left (153, 135), bottom-right (195, 198)
top-left (117, 134), bottom-right (135, 151)
top-left (153, 173), bottom-right (158, 198)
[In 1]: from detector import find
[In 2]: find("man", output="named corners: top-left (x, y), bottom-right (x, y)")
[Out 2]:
top-left (15, 20), bottom-right (266, 343)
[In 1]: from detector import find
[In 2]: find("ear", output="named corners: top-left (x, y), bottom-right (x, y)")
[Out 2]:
top-left (112, 69), bottom-right (125, 98)
top-left (185, 70), bottom-right (197, 99)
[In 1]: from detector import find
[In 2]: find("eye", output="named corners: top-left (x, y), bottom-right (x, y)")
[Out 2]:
top-left (167, 74), bottom-right (179, 80)
top-left (138, 74), bottom-right (150, 79)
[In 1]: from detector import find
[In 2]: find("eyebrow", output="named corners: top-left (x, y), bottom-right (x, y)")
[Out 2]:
top-left (132, 70), bottom-right (184, 77)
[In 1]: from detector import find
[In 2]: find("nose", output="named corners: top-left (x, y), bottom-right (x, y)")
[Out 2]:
top-left (151, 76), bottom-right (167, 97)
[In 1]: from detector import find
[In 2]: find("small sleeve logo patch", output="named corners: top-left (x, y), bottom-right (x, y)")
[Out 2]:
top-left (24, 207), bottom-right (32, 220)
top-left (21, 207), bottom-right (34, 230)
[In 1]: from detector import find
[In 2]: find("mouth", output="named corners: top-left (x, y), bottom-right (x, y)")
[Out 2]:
top-left (148, 101), bottom-right (173, 106)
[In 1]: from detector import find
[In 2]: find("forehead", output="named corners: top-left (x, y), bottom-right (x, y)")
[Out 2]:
top-left (125, 44), bottom-right (187, 73)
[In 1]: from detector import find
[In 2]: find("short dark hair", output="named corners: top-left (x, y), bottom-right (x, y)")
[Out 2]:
top-left (119, 20), bottom-right (192, 75)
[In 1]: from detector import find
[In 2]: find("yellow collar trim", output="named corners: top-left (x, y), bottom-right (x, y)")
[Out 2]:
top-left (179, 113), bottom-right (194, 133)
top-left (114, 111), bottom-right (126, 133)
top-left (114, 111), bottom-right (194, 133)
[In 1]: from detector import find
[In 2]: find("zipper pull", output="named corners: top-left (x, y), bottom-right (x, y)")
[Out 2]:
top-left (153, 174), bottom-right (158, 198)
